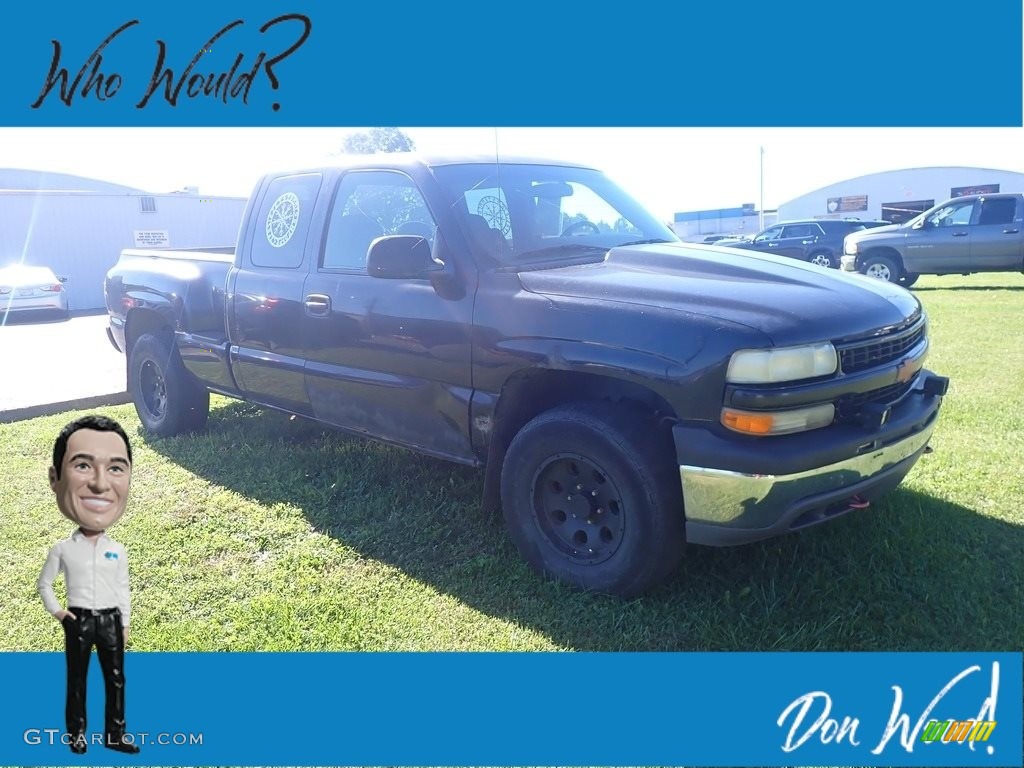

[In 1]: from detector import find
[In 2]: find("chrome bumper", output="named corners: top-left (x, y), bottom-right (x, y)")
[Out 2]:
top-left (680, 421), bottom-right (935, 545)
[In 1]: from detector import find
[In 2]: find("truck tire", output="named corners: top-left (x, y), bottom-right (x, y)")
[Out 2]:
top-left (860, 254), bottom-right (901, 283)
top-left (128, 332), bottom-right (209, 436)
top-left (500, 403), bottom-right (685, 597)
top-left (900, 273), bottom-right (919, 288)
top-left (808, 251), bottom-right (834, 268)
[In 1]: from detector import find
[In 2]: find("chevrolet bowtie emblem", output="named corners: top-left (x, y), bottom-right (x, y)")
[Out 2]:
top-left (896, 358), bottom-right (920, 384)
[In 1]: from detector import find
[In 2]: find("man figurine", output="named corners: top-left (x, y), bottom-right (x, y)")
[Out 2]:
top-left (37, 415), bottom-right (141, 755)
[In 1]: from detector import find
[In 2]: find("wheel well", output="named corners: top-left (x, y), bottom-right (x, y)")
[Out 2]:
top-left (481, 370), bottom-right (678, 509)
top-left (124, 309), bottom-right (172, 358)
top-left (861, 246), bottom-right (905, 272)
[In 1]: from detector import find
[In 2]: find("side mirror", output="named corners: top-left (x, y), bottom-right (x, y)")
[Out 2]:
top-left (367, 235), bottom-right (442, 279)
top-left (911, 219), bottom-right (926, 230)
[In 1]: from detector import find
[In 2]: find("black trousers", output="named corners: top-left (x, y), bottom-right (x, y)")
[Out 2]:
top-left (62, 608), bottom-right (126, 737)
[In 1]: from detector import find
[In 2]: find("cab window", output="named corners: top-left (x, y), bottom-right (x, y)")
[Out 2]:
top-left (927, 199), bottom-right (975, 227)
top-left (250, 173), bottom-right (323, 268)
top-left (977, 197), bottom-right (1017, 226)
top-left (322, 171), bottom-right (436, 271)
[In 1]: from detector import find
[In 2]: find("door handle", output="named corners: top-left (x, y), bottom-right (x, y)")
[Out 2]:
top-left (304, 294), bottom-right (331, 316)
top-left (951, 231), bottom-right (968, 237)
top-left (1003, 228), bottom-right (1020, 234)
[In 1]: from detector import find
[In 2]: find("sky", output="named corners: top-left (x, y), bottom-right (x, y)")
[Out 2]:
top-left (2, 127), bottom-right (1023, 222)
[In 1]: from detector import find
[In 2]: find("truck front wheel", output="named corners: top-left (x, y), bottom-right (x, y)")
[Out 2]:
top-left (860, 254), bottom-right (901, 283)
top-left (128, 333), bottom-right (209, 436)
top-left (500, 403), bottom-right (685, 597)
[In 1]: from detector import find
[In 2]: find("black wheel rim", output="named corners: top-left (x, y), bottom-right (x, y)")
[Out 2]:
top-left (531, 452), bottom-right (625, 565)
top-left (139, 359), bottom-right (167, 420)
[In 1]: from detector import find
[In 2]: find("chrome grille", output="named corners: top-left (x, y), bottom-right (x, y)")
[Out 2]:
top-left (838, 318), bottom-right (926, 374)
top-left (839, 380), bottom-right (915, 414)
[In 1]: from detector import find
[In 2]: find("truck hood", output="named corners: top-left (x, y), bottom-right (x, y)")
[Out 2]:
top-left (846, 223), bottom-right (906, 246)
top-left (517, 243), bottom-right (921, 346)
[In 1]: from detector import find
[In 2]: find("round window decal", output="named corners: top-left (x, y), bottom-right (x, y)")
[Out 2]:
top-left (265, 192), bottom-right (301, 248)
top-left (477, 195), bottom-right (511, 237)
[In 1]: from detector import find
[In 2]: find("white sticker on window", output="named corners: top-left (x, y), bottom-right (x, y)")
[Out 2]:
top-left (265, 192), bottom-right (301, 248)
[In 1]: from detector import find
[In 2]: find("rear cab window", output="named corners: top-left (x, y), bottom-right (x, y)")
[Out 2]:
top-left (249, 173), bottom-right (324, 269)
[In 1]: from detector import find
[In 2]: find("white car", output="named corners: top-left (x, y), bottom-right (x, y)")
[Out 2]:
top-left (0, 264), bottom-right (69, 321)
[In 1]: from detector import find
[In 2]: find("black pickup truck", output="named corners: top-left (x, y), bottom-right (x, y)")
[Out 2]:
top-left (104, 154), bottom-right (948, 596)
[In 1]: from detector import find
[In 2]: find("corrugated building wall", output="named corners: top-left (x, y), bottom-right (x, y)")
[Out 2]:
top-left (1, 169), bottom-right (246, 310)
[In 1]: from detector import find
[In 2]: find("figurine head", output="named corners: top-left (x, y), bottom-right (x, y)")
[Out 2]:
top-left (50, 415), bottom-right (133, 534)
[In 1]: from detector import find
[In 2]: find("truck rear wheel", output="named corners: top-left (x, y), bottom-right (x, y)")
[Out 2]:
top-left (861, 254), bottom-right (901, 283)
top-left (499, 403), bottom-right (684, 597)
top-left (128, 332), bottom-right (209, 436)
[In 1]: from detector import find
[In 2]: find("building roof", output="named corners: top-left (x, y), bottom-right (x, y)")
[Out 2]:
top-left (0, 168), bottom-right (144, 194)
top-left (790, 166), bottom-right (1023, 203)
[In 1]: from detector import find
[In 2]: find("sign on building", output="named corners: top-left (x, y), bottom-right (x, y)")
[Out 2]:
top-left (951, 184), bottom-right (1000, 197)
top-left (826, 195), bottom-right (868, 214)
top-left (133, 230), bottom-right (171, 247)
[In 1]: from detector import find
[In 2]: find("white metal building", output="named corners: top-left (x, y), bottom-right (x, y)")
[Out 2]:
top-left (671, 204), bottom-right (776, 241)
top-left (777, 166), bottom-right (1024, 225)
top-left (1, 169), bottom-right (247, 311)
top-left (673, 167), bottom-right (1024, 241)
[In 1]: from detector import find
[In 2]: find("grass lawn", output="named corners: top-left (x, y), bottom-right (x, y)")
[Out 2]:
top-left (2, 273), bottom-right (1022, 653)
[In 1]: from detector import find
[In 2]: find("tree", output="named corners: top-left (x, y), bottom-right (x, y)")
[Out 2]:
top-left (338, 127), bottom-right (416, 155)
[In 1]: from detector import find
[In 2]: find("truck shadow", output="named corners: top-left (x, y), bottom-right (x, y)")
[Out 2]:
top-left (147, 401), bottom-right (1023, 652)
top-left (912, 285), bottom-right (1024, 292)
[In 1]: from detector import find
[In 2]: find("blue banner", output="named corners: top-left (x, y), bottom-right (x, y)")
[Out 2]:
top-left (2, 652), bottom-right (1020, 766)
top-left (4, 4), bottom-right (1024, 768)
top-left (0, 0), bottom-right (1020, 126)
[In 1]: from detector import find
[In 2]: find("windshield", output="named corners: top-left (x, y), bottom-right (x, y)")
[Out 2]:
top-left (430, 163), bottom-right (678, 265)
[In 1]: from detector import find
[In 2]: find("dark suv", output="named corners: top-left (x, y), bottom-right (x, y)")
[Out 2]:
top-left (726, 219), bottom-right (890, 268)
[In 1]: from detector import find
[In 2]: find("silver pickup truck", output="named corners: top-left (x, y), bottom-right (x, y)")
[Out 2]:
top-left (841, 193), bottom-right (1024, 285)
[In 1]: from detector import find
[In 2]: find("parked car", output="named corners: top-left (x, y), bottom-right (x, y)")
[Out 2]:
top-left (104, 154), bottom-right (947, 597)
top-left (701, 234), bottom-right (732, 244)
top-left (725, 219), bottom-right (890, 268)
top-left (842, 194), bottom-right (1024, 285)
top-left (0, 264), bottom-right (68, 321)
top-left (712, 234), bottom-right (752, 246)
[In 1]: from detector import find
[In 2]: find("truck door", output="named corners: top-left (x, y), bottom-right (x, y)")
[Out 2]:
top-left (969, 196), bottom-right (1024, 270)
top-left (301, 170), bottom-right (477, 463)
top-left (749, 225), bottom-right (785, 256)
top-left (228, 172), bottom-right (324, 415)
top-left (904, 197), bottom-right (975, 273)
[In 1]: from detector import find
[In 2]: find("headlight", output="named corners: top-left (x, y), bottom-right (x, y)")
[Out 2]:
top-left (844, 241), bottom-right (858, 255)
top-left (727, 342), bottom-right (837, 384)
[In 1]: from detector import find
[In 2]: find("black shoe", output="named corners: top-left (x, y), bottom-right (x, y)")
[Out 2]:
top-left (69, 733), bottom-right (87, 754)
top-left (104, 734), bottom-right (140, 754)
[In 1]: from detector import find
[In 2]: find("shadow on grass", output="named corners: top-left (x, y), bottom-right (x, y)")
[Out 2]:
top-left (147, 401), bottom-right (1024, 652)
top-left (911, 285), bottom-right (1024, 292)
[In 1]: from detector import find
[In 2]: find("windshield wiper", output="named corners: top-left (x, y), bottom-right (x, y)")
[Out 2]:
top-left (616, 238), bottom-right (674, 246)
top-left (516, 243), bottom-right (610, 260)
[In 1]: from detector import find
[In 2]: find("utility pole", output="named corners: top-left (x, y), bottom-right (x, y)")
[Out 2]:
top-left (759, 146), bottom-right (765, 231)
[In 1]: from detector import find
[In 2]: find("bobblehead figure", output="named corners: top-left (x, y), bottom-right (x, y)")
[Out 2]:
top-left (37, 415), bottom-right (141, 755)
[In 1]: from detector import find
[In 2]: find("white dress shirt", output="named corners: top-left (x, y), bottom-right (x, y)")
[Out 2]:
top-left (38, 529), bottom-right (131, 627)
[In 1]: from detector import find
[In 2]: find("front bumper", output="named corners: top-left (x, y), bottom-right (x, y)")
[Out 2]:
top-left (106, 317), bottom-right (126, 353)
top-left (840, 254), bottom-right (858, 272)
top-left (677, 370), bottom-right (945, 546)
top-left (1, 294), bottom-right (67, 313)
